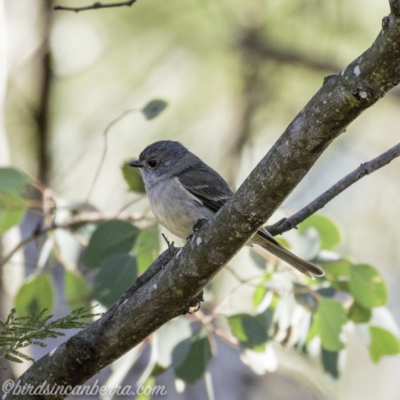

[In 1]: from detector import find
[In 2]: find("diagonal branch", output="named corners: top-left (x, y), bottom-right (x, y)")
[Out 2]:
top-left (54, 0), bottom-right (137, 12)
top-left (267, 142), bottom-right (400, 236)
top-left (6, 3), bottom-right (400, 399)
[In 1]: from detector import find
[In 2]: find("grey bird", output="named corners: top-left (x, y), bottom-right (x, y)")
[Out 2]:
top-left (129, 140), bottom-right (324, 277)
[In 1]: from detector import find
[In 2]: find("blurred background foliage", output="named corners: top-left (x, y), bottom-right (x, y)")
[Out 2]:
top-left (1, 0), bottom-right (400, 399)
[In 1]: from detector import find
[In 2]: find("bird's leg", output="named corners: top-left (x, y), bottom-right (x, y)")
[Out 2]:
top-left (161, 233), bottom-right (177, 257)
top-left (186, 218), bottom-right (208, 242)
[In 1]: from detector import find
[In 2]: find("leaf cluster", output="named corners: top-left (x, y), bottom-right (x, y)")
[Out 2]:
top-left (0, 308), bottom-right (97, 364)
top-left (0, 98), bottom-right (398, 387)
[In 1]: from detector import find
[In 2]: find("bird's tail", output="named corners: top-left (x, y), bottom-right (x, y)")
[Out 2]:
top-left (252, 231), bottom-right (325, 278)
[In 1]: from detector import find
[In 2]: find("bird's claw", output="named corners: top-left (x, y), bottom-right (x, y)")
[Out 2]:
top-left (186, 219), bottom-right (208, 242)
top-left (161, 233), bottom-right (177, 257)
top-left (184, 291), bottom-right (204, 314)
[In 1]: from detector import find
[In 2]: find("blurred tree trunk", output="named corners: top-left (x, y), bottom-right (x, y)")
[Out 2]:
top-left (0, 0), bottom-right (54, 377)
top-left (36, 0), bottom-right (54, 186)
top-left (0, 0), bottom-right (23, 378)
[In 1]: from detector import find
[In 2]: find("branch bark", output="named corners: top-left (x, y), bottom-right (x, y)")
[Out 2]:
top-left (267, 142), bottom-right (400, 235)
top-left (5, 3), bottom-right (400, 399)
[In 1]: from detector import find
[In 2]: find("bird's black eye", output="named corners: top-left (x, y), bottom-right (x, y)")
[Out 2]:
top-left (148, 159), bottom-right (158, 169)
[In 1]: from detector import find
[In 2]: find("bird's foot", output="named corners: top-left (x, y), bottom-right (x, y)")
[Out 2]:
top-left (186, 219), bottom-right (208, 242)
top-left (184, 291), bottom-right (204, 314)
top-left (161, 233), bottom-right (177, 257)
top-left (193, 218), bottom-right (208, 232)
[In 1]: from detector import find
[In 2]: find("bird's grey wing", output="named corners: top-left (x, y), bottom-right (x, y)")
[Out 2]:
top-left (177, 163), bottom-right (233, 212)
top-left (177, 161), bottom-right (280, 246)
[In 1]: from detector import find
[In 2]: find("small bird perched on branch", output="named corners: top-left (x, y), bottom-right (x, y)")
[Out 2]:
top-left (129, 140), bottom-right (324, 278)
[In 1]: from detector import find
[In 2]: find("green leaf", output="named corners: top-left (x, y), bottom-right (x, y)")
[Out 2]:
top-left (121, 161), bottom-right (146, 193)
top-left (348, 302), bottom-right (371, 323)
top-left (64, 270), bottom-right (92, 311)
top-left (294, 284), bottom-right (318, 311)
top-left (323, 260), bottom-right (351, 279)
top-left (14, 272), bottom-right (54, 317)
top-left (136, 376), bottom-right (155, 400)
top-left (0, 208), bottom-right (25, 234)
top-left (275, 237), bottom-right (291, 249)
top-left (323, 260), bottom-right (351, 291)
top-left (150, 364), bottom-right (166, 377)
top-left (0, 191), bottom-right (31, 208)
top-left (134, 227), bottom-right (159, 273)
top-left (305, 315), bottom-right (319, 345)
top-left (321, 348), bottom-right (340, 379)
top-left (83, 220), bottom-right (139, 269)
top-left (172, 328), bottom-right (212, 384)
top-left (0, 168), bottom-right (30, 193)
top-left (298, 214), bottom-right (341, 251)
top-left (0, 191), bottom-right (30, 234)
top-left (228, 309), bottom-right (273, 349)
top-left (94, 254), bottom-right (137, 307)
top-left (155, 317), bottom-right (192, 370)
top-left (250, 251), bottom-right (266, 270)
top-left (141, 99), bottom-right (168, 120)
top-left (252, 275), bottom-right (271, 308)
top-left (316, 298), bottom-right (347, 351)
top-left (369, 326), bottom-right (400, 363)
top-left (349, 264), bottom-right (388, 309)
top-left (316, 287), bottom-right (337, 298)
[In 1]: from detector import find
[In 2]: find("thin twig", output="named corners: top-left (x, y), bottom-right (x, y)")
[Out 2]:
top-left (225, 265), bottom-right (264, 288)
top-left (0, 213), bottom-right (142, 268)
top-left (54, 0), bottom-right (137, 12)
top-left (85, 108), bottom-right (138, 203)
top-left (268, 142), bottom-right (400, 236)
top-left (115, 195), bottom-right (145, 217)
top-left (207, 271), bottom-right (264, 321)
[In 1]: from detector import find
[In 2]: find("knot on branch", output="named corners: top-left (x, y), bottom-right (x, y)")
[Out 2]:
top-left (390, 0), bottom-right (400, 18)
top-left (360, 163), bottom-right (372, 175)
top-left (265, 218), bottom-right (287, 235)
top-left (382, 16), bottom-right (391, 30)
top-left (323, 74), bottom-right (337, 85)
top-left (352, 84), bottom-right (374, 101)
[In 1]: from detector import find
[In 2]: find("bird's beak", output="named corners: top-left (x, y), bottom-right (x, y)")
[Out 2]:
top-left (128, 160), bottom-right (143, 168)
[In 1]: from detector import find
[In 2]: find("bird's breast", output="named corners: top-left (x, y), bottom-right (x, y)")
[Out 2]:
top-left (148, 179), bottom-right (213, 239)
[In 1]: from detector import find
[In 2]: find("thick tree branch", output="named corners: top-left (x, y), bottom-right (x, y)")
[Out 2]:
top-left (6, 3), bottom-right (400, 399)
top-left (267, 142), bottom-right (400, 235)
top-left (54, 0), bottom-right (137, 12)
